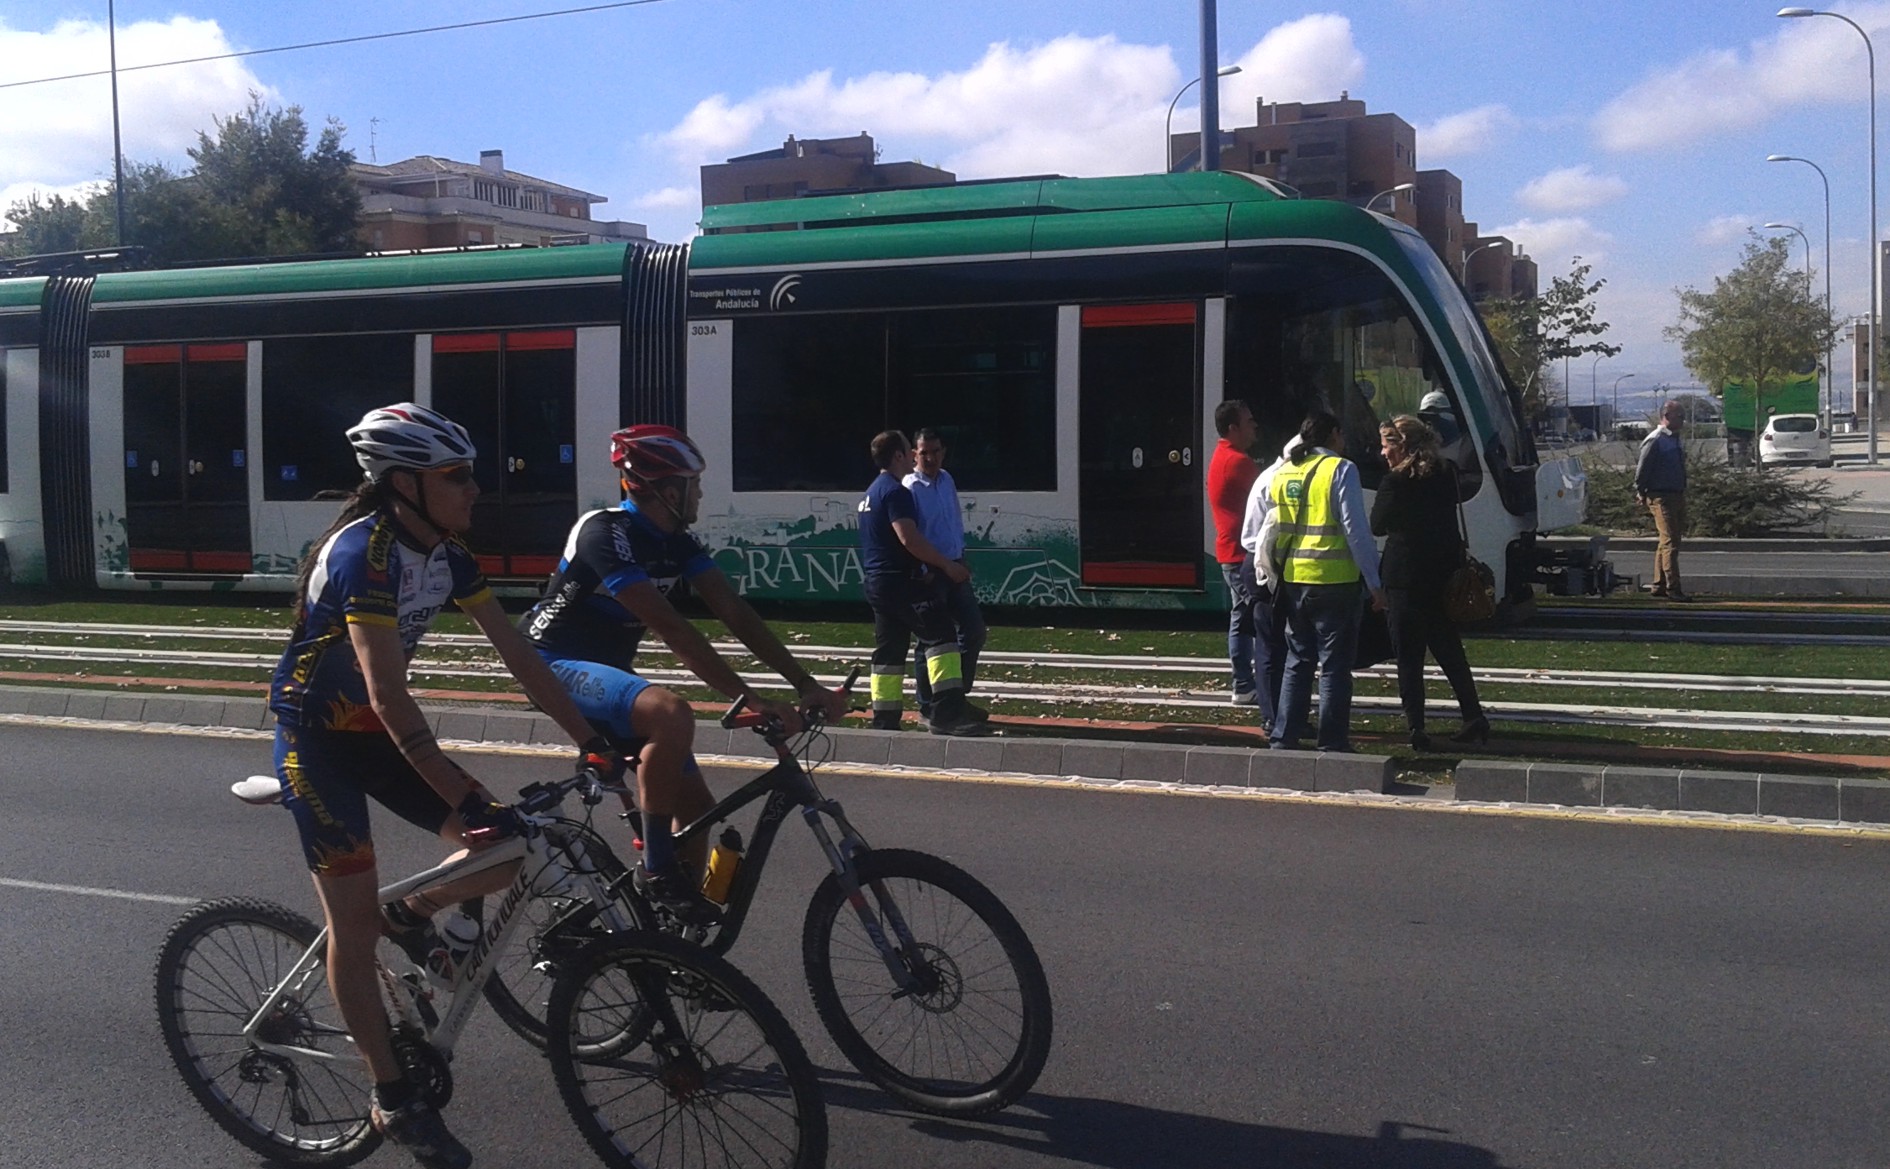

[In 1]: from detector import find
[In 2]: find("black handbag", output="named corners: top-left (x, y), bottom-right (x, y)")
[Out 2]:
top-left (1443, 491), bottom-right (1497, 624)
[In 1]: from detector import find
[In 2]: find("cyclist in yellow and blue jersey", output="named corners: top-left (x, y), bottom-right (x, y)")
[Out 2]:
top-left (270, 402), bottom-right (611, 1169)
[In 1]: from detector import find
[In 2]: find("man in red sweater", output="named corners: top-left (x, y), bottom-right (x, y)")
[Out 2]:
top-left (1208, 400), bottom-right (1262, 707)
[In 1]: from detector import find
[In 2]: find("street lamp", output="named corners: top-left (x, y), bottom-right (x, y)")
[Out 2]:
top-left (1461, 239), bottom-right (1503, 290)
top-left (1367, 181), bottom-right (1416, 214)
top-left (1768, 153), bottom-right (1835, 420)
top-left (1165, 65), bottom-right (1241, 173)
top-left (1762, 222), bottom-right (1815, 298)
top-left (1613, 373), bottom-right (1636, 434)
top-left (1590, 353), bottom-right (1606, 436)
top-left (1779, 7), bottom-right (1877, 463)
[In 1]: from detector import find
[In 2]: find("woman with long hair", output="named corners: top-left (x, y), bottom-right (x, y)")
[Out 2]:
top-left (270, 403), bottom-right (612, 1168)
top-left (1370, 414), bottom-right (1488, 750)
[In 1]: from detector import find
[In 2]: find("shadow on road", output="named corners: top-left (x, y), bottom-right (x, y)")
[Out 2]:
top-left (820, 1070), bottom-right (1514, 1168)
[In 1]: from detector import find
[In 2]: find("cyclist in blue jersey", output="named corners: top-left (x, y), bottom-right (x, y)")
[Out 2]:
top-left (521, 424), bottom-right (849, 927)
top-left (271, 403), bottom-right (612, 1169)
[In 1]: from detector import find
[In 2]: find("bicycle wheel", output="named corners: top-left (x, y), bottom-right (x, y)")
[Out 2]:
top-left (547, 933), bottom-right (826, 1169)
top-left (801, 847), bottom-right (1052, 1116)
top-left (484, 823), bottom-right (651, 1050)
top-left (154, 896), bottom-right (380, 1167)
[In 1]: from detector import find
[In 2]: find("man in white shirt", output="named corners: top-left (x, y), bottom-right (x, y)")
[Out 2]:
top-left (903, 428), bottom-right (988, 720)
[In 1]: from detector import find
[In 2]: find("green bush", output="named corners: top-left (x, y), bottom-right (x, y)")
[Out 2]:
top-left (1578, 451), bottom-right (1855, 537)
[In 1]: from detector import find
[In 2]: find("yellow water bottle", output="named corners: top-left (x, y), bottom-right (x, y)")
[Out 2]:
top-left (701, 826), bottom-right (744, 904)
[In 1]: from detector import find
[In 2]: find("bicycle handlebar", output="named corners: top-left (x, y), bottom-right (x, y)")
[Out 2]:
top-left (720, 666), bottom-right (863, 733)
top-left (512, 764), bottom-right (632, 817)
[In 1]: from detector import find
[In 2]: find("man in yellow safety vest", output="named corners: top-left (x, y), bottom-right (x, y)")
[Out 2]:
top-left (1257, 410), bottom-right (1386, 752)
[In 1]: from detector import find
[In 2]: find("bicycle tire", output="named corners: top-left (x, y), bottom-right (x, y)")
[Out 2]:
top-left (546, 933), bottom-right (827, 1169)
top-left (153, 896), bottom-right (380, 1167)
top-left (801, 847), bottom-right (1052, 1116)
top-left (483, 823), bottom-right (651, 1050)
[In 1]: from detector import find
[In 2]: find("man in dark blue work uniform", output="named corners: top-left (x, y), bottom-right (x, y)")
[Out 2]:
top-left (859, 430), bottom-right (989, 736)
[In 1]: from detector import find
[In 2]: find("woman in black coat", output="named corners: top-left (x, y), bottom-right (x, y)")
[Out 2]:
top-left (1370, 414), bottom-right (1488, 750)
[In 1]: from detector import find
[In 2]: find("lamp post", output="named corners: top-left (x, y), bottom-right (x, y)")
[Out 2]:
top-left (1779, 7), bottom-right (1877, 463)
top-left (1590, 353), bottom-right (1605, 436)
top-left (1461, 239), bottom-right (1503, 291)
top-left (1762, 222), bottom-right (1815, 297)
top-left (108, 0), bottom-right (126, 245)
top-left (1768, 153), bottom-right (1835, 420)
top-left (1165, 65), bottom-right (1242, 173)
top-left (1367, 181), bottom-right (1416, 215)
top-left (1613, 373), bottom-right (1636, 435)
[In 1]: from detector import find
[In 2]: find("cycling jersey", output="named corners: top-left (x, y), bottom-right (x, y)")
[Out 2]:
top-left (270, 512), bottom-right (491, 731)
top-left (521, 500), bottom-right (715, 669)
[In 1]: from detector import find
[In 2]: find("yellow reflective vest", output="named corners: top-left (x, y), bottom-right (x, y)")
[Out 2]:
top-left (1270, 455), bottom-right (1361, 585)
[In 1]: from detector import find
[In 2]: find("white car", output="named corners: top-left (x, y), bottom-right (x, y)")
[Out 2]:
top-left (1760, 413), bottom-right (1833, 468)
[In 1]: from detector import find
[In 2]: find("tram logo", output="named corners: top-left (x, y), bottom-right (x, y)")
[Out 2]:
top-left (769, 274), bottom-right (802, 311)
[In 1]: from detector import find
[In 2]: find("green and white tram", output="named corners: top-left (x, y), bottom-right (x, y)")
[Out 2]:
top-left (0, 171), bottom-right (1589, 611)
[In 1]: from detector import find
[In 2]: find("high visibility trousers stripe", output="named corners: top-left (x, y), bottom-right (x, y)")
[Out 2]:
top-left (923, 649), bottom-right (964, 694)
top-left (870, 668), bottom-right (905, 712)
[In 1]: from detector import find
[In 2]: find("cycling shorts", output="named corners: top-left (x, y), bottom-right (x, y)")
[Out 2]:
top-left (538, 652), bottom-right (701, 776)
top-left (274, 724), bottom-right (453, 877)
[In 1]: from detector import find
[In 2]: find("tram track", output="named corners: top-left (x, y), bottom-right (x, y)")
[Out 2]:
top-left (4, 620), bottom-right (1886, 739)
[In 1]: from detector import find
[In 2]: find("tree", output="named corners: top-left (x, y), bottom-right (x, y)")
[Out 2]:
top-left (1477, 257), bottom-right (1621, 425)
top-left (1, 96), bottom-right (361, 264)
top-left (1665, 233), bottom-right (1837, 464)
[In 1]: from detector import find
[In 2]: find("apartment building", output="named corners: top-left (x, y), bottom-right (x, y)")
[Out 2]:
top-left (701, 133), bottom-right (955, 212)
top-left (352, 150), bottom-right (648, 250)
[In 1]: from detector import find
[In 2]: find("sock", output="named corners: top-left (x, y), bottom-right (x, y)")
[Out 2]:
top-left (375, 1078), bottom-right (416, 1112)
top-left (642, 818), bottom-right (677, 873)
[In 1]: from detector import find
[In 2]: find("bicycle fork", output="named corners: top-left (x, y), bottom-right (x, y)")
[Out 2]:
top-left (801, 805), bottom-right (932, 997)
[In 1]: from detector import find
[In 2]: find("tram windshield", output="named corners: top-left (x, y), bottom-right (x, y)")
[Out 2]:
top-left (1224, 244), bottom-right (1481, 499)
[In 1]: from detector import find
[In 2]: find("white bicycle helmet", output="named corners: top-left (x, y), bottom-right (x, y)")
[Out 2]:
top-left (347, 403), bottom-right (476, 481)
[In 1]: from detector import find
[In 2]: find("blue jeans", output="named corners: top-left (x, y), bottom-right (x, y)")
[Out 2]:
top-left (1222, 558), bottom-right (1285, 726)
top-left (914, 577), bottom-right (987, 716)
top-left (1269, 579), bottom-right (1363, 752)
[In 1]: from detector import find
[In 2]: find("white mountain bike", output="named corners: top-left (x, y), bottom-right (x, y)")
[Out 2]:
top-left (153, 765), bottom-right (826, 1169)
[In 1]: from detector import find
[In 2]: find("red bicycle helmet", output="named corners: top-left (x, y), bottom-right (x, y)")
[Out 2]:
top-left (610, 425), bottom-right (706, 486)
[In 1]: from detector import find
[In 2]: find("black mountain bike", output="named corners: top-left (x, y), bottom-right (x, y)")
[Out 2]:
top-left (485, 670), bottom-right (1054, 1117)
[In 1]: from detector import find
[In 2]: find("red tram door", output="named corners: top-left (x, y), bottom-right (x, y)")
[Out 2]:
top-left (121, 344), bottom-right (253, 575)
top-left (431, 330), bottom-right (577, 579)
top-left (1077, 304), bottom-right (1203, 589)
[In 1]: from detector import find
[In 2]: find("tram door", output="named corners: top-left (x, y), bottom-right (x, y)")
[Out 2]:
top-left (121, 344), bottom-right (252, 574)
top-left (1077, 304), bottom-right (1202, 588)
top-left (431, 330), bottom-right (577, 578)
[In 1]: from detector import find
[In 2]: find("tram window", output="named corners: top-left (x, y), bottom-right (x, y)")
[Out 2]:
top-left (731, 315), bottom-right (885, 492)
top-left (888, 307), bottom-right (1056, 493)
top-left (1225, 246), bottom-right (1482, 499)
top-left (262, 334), bottom-right (414, 501)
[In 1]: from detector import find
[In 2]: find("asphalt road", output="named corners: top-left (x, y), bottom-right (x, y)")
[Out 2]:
top-left (5, 724), bottom-right (1890, 1169)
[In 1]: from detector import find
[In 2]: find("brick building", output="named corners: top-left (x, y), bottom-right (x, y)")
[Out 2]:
top-left (701, 133), bottom-right (955, 213)
top-left (351, 150), bottom-right (647, 250)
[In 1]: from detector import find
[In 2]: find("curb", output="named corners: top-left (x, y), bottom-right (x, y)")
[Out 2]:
top-left (9, 683), bottom-right (1886, 829)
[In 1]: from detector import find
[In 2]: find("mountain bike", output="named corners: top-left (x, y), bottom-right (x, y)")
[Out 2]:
top-left (153, 765), bottom-right (826, 1169)
top-left (580, 670), bottom-right (1054, 1118)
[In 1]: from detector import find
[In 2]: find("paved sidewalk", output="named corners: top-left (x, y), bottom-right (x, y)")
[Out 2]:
top-left (6, 682), bottom-right (1888, 831)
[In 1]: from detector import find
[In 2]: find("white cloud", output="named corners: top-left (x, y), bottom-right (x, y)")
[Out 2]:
top-left (0, 16), bottom-right (274, 195)
top-left (1594, 3), bottom-right (1890, 151)
top-left (1219, 14), bottom-right (1367, 115)
top-left (1489, 216), bottom-right (1613, 271)
top-left (1516, 165), bottom-right (1628, 213)
top-left (1415, 104), bottom-right (1518, 159)
top-left (632, 186), bottom-right (696, 211)
top-left (1695, 214), bottom-right (1755, 248)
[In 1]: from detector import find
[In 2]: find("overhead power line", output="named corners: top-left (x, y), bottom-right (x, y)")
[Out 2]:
top-left (0, 0), bottom-right (672, 91)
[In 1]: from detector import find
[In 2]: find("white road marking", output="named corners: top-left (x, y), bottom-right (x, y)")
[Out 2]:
top-left (0, 877), bottom-right (196, 906)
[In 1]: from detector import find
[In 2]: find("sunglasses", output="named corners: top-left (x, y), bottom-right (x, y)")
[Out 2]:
top-left (429, 465), bottom-right (475, 485)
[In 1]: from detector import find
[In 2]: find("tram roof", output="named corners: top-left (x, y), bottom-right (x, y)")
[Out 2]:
top-left (692, 172), bottom-right (1400, 271)
top-left (87, 242), bottom-right (634, 304)
top-left (0, 277), bottom-right (46, 309)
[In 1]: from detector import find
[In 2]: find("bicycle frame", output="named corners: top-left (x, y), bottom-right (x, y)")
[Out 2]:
top-left (664, 732), bottom-right (929, 994)
top-left (241, 818), bottom-right (627, 1070)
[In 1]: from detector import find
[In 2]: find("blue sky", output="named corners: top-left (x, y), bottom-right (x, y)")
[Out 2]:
top-left (5, 1), bottom-right (1889, 409)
